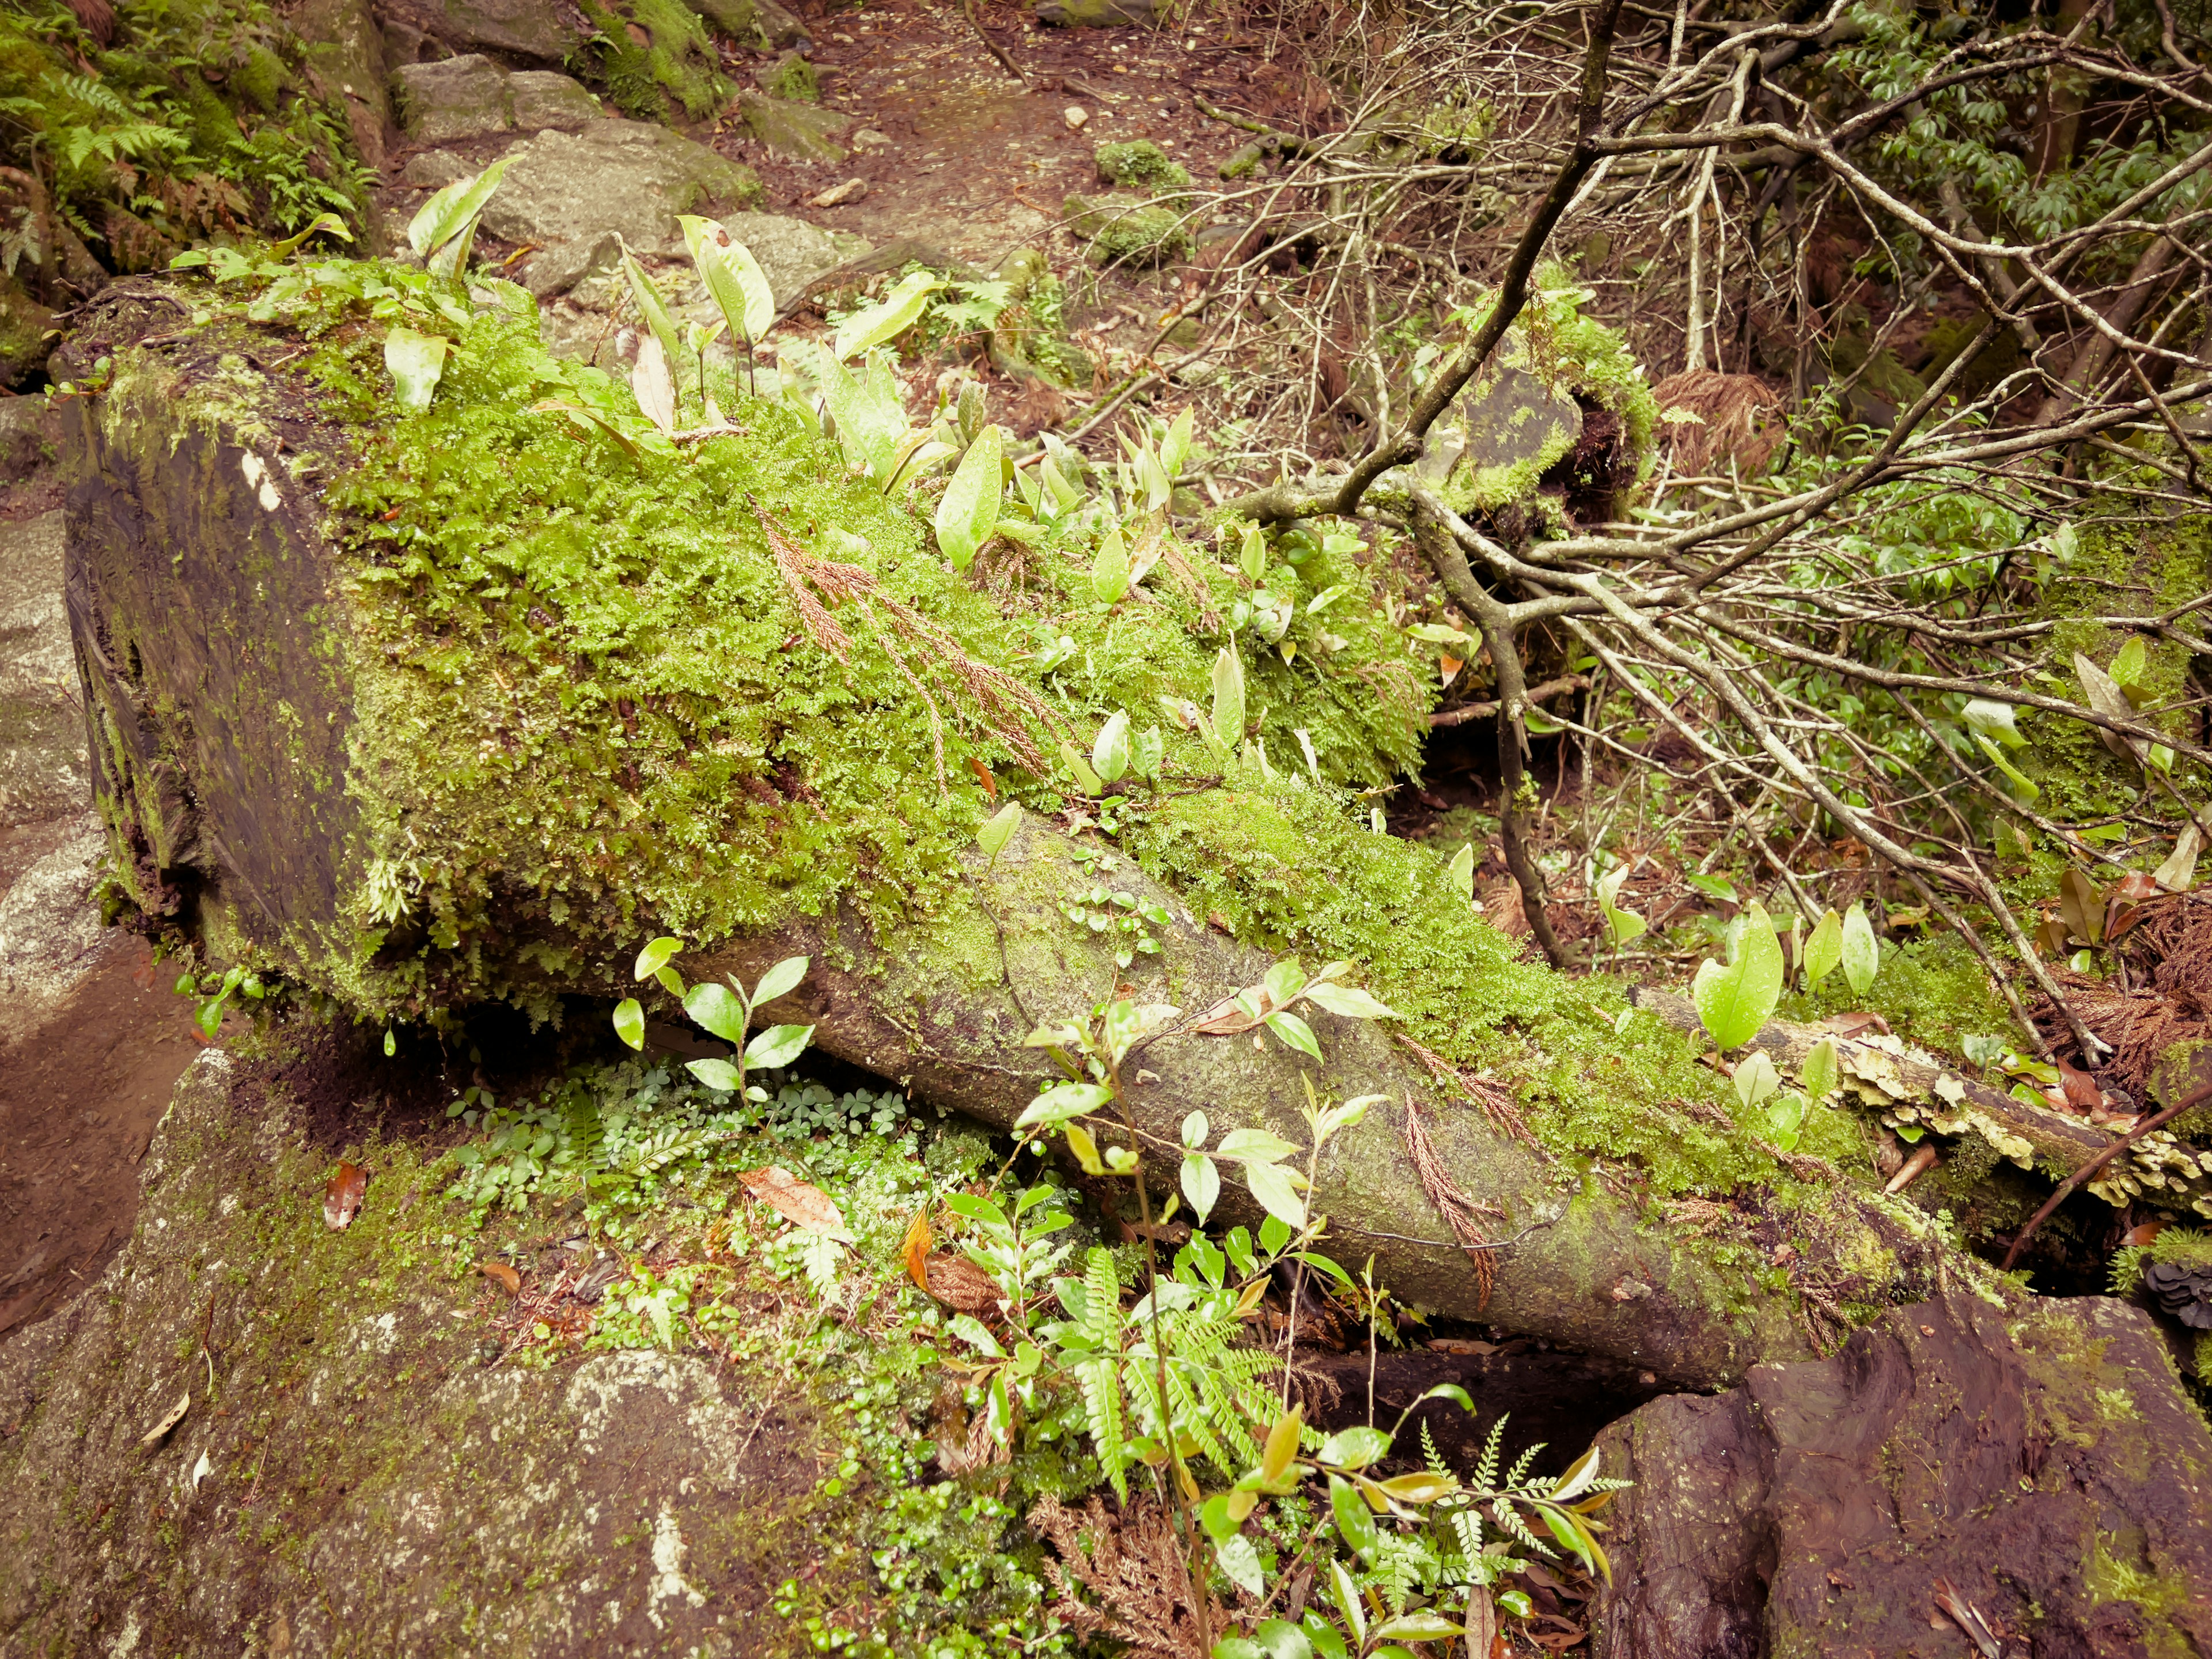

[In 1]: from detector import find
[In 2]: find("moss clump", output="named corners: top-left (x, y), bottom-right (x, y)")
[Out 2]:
top-left (578, 0), bottom-right (732, 120)
top-left (1094, 139), bottom-right (1190, 191)
top-left (1063, 193), bottom-right (1192, 267)
top-left (757, 48), bottom-right (820, 103)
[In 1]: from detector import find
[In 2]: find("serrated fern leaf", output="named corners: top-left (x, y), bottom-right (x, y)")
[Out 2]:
top-left (1078, 1356), bottom-right (1127, 1501)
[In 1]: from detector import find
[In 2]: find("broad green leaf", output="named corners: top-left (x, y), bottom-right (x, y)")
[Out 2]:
top-left (1692, 899), bottom-right (1785, 1051)
top-left (1065, 1121), bottom-right (1108, 1175)
top-left (631, 333), bottom-right (676, 435)
top-left (1840, 903), bottom-right (1879, 996)
top-left (1763, 1090), bottom-right (1806, 1149)
top-left (1551, 1446), bottom-right (1603, 1501)
top-left (1731, 1048), bottom-right (1779, 1109)
top-left (1092, 709), bottom-right (1131, 783)
top-left (635, 937), bottom-right (683, 981)
top-left (1132, 725), bottom-right (1163, 781)
top-left (1059, 738), bottom-right (1105, 796)
top-left (744, 1022), bottom-right (813, 1070)
top-left (1265, 1010), bottom-right (1324, 1063)
top-left (1210, 646), bottom-right (1245, 749)
top-left (1371, 1613), bottom-right (1464, 1642)
top-left (1181, 1111), bottom-right (1210, 1149)
top-left (1263, 957), bottom-right (1305, 1007)
top-left (1974, 733), bottom-right (2041, 803)
top-left (1216, 1127), bottom-right (1300, 1163)
top-left (2110, 635), bottom-right (2149, 691)
top-left (977, 801), bottom-right (1021, 861)
top-left (621, 253), bottom-right (685, 381)
top-left (1446, 842), bottom-right (1475, 902)
top-left (384, 326), bottom-right (448, 411)
top-left (1238, 522), bottom-right (1266, 582)
top-left (678, 216), bottom-right (775, 343)
top-left (407, 156), bottom-right (513, 271)
top-left (683, 981), bottom-right (749, 1045)
top-left (1800, 1036), bottom-right (1839, 1100)
top-left (1299, 980), bottom-right (1403, 1020)
top-left (934, 423), bottom-right (1003, 567)
top-left (1328, 1560), bottom-right (1366, 1644)
top-left (1181, 1152), bottom-right (1221, 1222)
top-left (1802, 908), bottom-right (1843, 989)
top-left (1092, 524), bottom-right (1131, 603)
top-left (612, 997), bottom-right (645, 1050)
top-left (1213, 1536), bottom-right (1267, 1600)
top-left (1316, 1426), bottom-right (1391, 1469)
top-left (1244, 1160), bottom-right (1308, 1229)
top-left (1961, 698), bottom-right (2026, 748)
top-left (687, 1057), bottom-right (743, 1092)
top-left (1161, 406), bottom-right (1194, 479)
top-left (835, 269), bottom-right (941, 360)
top-left (1016, 1081), bottom-right (1114, 1129)
top-left (1329, 1476), bottom-right (1378, 1562)
top-left (752, 955), bottom-right (809, 1007)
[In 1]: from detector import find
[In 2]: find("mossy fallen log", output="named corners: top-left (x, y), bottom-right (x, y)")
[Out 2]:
top-left (59, 272), bottom-right (1999, 1387)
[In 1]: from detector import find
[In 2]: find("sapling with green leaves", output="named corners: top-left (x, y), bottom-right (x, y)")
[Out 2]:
top-left (611, 936), bottom-right (815, 1100)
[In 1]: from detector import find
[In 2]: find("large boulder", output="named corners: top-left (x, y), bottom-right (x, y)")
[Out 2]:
top-left (476, 121), bottom-right (762, 252)
top-left (0, 512), bottom-right (86, 834)
top-left (291, 0), bottom-right (394, 169)
top-left (719, 212), bottom-right (868, 306)
top-left (376, 0), bottom-right (580, 63)
top-left (737, 94), bottom-right (853, 164)
top-left (392, 56), bottom-right (603, 144)
top-left (0, 272), bottom-right (51, 390)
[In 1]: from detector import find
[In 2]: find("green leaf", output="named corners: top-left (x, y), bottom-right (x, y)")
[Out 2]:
top-left (383, 326), bottom-right (448, 411)
top-left (1446, 842), bottom-right (1475, 902)
top-left (1961, 698), bottom-right (2027, 748)
top-left (1762, 1090), bottom-right (1806, 1149)
top-left (683, 982), bottom-right (749, 1046)
top-left (1973, 732), bottom-right (2041, 803)
top-left (1245, 1160), bottom-right (1308, 1230)
top-left (1210, 646), bottom-right (1245, 749)
top-left (1181, 1152), bottom-right (1221, 1222)
top-left (752, 955), bottom-right (809, 1007)
top-left (678, 216), bottom-right (775, 344)
top-left (1802, 908), bottom-right (1843, 989)
top-left (635, 937), bottom-right (683, 981)
top-left (1216, 1127), bottom-right (1301, 1163)
top-left (1238, 522), bottom-right (1267, 582)
top-left (977, 801), bottom-right (1021, 861)
top-left (382, 1028), bottom-right (395, 1056)
top-left (1016, 1082), bottom-right (1114, 1129)
top-left (1691, 900), bottom-right (1785, 1051)
top-left (406, 156), bottom-right (512, 273)
top-left (1132, 725), bottom-right (1164, 782)
top-left (1298, 980), bottom-right (1402, 1020)
top-left (1263, 957), bottom-right (1305, 1007)
top-left (613, 998), bottom-right (646, 1050)
top-left (1840, 903), bottom-right (1879, 997)
top-left (1059, 739), bottom-right (1105, 796)
top-left (687, 1057), bottom-right (743, 1092)
top-left (1316, 1426), bottom-right (1391, 1469)
top-left (1092, 524), bottom-right (1131, 603)
top-left (621, 252), bottom-right (685, 381)
top-left (1065, 1121), bottom-right (1108, 1175)
top-left (1800, 1036), bottom-right (1839, 1101)
top-left (744, 1023), bottom-right (813, 1070)
top-left (1372, 1613), bottom-right (1464, 1642)
top-left (1092, 709), bottom-right (1131, 783)
top-left (1241, 1619), bottom-right (1312, 1659)
top-left (1214, 1535), bottom-right (1267, 1600)
top-left (1181, 1110), bottom-right (1210, 1149)
top-left (1731, 1048), bottom-right (1779, 1109)
top-left (1265, 1010), bottom-right (1324, 1064)
top-left (934, 423), bottom-right (1003, 568)
top-left (1328, 1560), bottom-right (1366, 1645)
top-left (1329, 1476), bottom-right (1378, 1562)
top-left (2110, 635), bottom-right (2149, 690)
top-left (835, 269), bottom-right (941, 360)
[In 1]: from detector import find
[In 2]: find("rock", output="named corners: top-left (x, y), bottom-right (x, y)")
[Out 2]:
top-left (0, 272), bottom-right (52, 389)
top-left (1036, 0), bottom-right (1162, 23)
top-left (751, 0), bottom-right (812, 47)
top-left (0, 510), bottom-right (88, 838)
top-left (809, 177), bottom-right (866, 208)
top-left (755, 48), bottom-right (819, 103)
top-left (0, 396), bottom-right (57, 482)
top-left (392, 56), bottom-right (601, 143)
top-left (376, 0), bottom-right (579, 62)
top-left (290, 0), bottom-right (392, 168)
top-left (1062, 104), bottom-right (1087, 129)
top-left (397, 149), bottom-right (476, 191)
top-left (1592, 1289), bottom-right (2212, 1658)
top-left (478, 120), bottom-right (762, 253)
top-left (518, 231), bottom-right (624, 300)
top-left (578, 0), bottom-right (728, 123)
top-left (737, 93), bottom-right (853, 164)
top-left (850, 126), bottom-right (892, 153)
top-left (719, 213), bottom-right (869, 306)
top-left (1062, 191), bottom-right (1190, 266)
top-left (1413, 352), bottom-right (1584, 502)
top-left (1094, 138), bottom-right (1188, 190)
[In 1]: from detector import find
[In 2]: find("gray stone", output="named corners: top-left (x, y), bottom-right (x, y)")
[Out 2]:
top-left (738, 93), bottom-right (852, 164)
top-left (519, 231), bottom-right (624, 299)
top-left (0, 397), bottom-right (56, 483)
top-left (718, 213), bottom-right (865, 306)
top-left (0, 272), bottom-right (51, 391)
top-left (391, 54), bottom-right (512, 143)
top-left (291, 0), bottom-right (392, 168)
top-left (379, 0), bottom-right (578, 62)
top-left (0, 513), bottom-right (89, 843)
top-left (397, 149), bottom-right (476, 191)
top-left (850, 126), bottom-right (892, 153)
top-left (752, 0), bottom-right (812, 47)
top-left (478, 120), bottom-right (763, 254)
top-left (682, 0), bottom-right (756, 35)
top-left (1036, 0), bottom-right (1162, 24)
top-left (507, 70), bottom-right (602, 130)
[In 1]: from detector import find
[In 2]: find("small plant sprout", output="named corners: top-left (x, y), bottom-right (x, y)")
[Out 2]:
top-left (1839, 902), bottom-right (1880, 997)
top-left (1692, 899), bottom-right (1785, 1052)
top-left (1595, 861), bottom-right (1646, 949)
top-left (174, 961), bottom-right (266, 1041)
top-left (976, 801), bottom-right (1021, 863)
top-left (1801, 907), bottom-right (1843, 991)
top-left (612, 937), bottom-right (814, 1099)
top-left (1446, 842), bottom-right (1476, 905)
top-left (1189, 956), bottom-right (1403, 1065)
top-left (934, 420), bottom-right (1004, 568)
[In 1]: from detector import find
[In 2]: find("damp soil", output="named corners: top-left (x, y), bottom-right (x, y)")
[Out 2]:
top-left (0, 937), bottom-right (200, 1341)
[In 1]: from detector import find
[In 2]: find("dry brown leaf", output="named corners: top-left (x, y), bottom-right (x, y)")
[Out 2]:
top-left (138, 1390), bottom-right (190, 1449)
top-left (1822, 1011), bottom-right (1891, 1038)
top-left (740, 1166), bottom-right (856, 1242)
top-left (922, 1252), bottom-right (1003, 1315)
top-left (323, 1161), bottom-right (368, 1230)
top-left (2056, 1059), bottom-right (2105, 1113)
top-left (479, 1260), bottom-right (521, 1297)
top-left (901, 1209), bottom-right (934, 1293)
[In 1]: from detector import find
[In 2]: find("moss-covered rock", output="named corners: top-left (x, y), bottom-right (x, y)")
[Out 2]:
top-left (574, 0), bottom-right (732, 122)
top-left (738, 92), bottom-right (853, 163)
top-left (0, 270), bottom-right (51, 389)
top-left (1062, 192), bottom-right (1192, 267)
top-left (1094, 139), bottom-right (1189, 191)
top-left (755, 48), bottom-right (820, 103)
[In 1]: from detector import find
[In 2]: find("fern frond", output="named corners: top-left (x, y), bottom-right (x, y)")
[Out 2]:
top-left (1476, 1415), bottom-right (1506, 1490)
top-left (1506, 1442), bottom-right (1545, 1486)
top-left (1078, 1356), bottom-right (1127, 1501)
top-left (1084, 1247), bottom-right (1122, 1348)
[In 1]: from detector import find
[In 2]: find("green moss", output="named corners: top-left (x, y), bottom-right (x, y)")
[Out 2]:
top-left (757, 50), bottom-right (819, 103)
top-left (1779, 930), bottom-right (2014, 1059)
top-left (1062, 193), bottom-right (1192, 267)
top-left (1094, 139), bottom-right (1190, 191)
top-left (578, 0), bottom-right (731, 120)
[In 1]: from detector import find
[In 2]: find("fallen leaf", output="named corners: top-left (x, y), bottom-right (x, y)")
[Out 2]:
top-left (2123, 1220), bottom-right (2166, 1247)
top-left (901, 1209), bottom-right (934, 1293)
top-left (190, 1450), bottom-right (213, 1493)
top-left (479, 1260), bottom-right (521, 1296)
top-left (1439, 654), bottom-right (1464, 687)
top-left (922, 1252), bottom-right (1002, 1314)
top-left (1884, 1143), bottom-right (1941, 1195)
top-left (1426, 1337), bottom-right (1498, 1356)
top-left (1931, 1578), bottom-right (2005, 1659)
top-left (139, 1391), bottom-right (190, 1449)
top-left (323, 1161), bottom-right (368, 1230)
top-left (2056, 1059), bottom-right (2105, 1113)
top-left (740, 1166), bottom-right (856, 1242)
top-left (1821, 1010), bottom-right (1892, 1038)
top-left (967, 756), bottom-right (997, 798)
